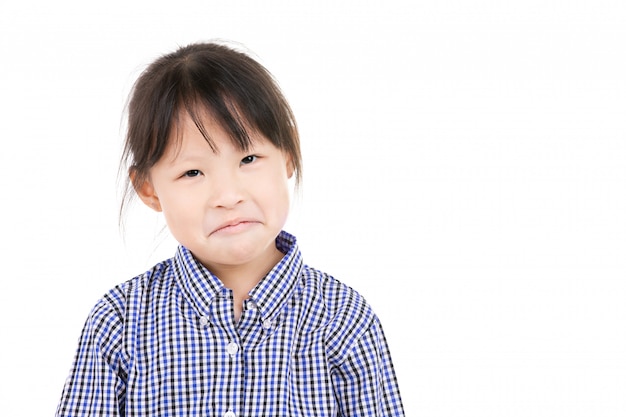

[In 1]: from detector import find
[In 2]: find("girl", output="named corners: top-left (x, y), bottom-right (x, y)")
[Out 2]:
top-left (56, 41), bottom-right (404, 417)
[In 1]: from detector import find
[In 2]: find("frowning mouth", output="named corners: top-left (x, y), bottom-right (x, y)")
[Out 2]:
top-left (210, 219), bottom-right (260, 235)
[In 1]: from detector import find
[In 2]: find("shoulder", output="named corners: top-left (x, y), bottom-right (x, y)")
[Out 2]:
top-left (92, 257), bottom-right (176, 324)
top-left (301, 264), bottom-right (372, 319)
top-left (300, 264), bottom-right (377, 366)
top-left (79, 258), bottom-right (176, 356)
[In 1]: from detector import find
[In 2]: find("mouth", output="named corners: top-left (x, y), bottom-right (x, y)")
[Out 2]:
top-left (210, 219), bottom-right (260, 236)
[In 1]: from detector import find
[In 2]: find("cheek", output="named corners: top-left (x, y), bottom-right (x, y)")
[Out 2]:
top-left (267, 180), bottom-right (291, 223)
top-left (160, 195), bottom-right (202, 231)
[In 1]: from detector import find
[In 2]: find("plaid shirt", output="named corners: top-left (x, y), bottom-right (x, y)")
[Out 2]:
top-left (56, 231), bottom-right (404, 417)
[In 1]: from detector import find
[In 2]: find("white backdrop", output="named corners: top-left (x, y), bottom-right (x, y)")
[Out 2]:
top-left (1, 1), bottom-right (625, 416)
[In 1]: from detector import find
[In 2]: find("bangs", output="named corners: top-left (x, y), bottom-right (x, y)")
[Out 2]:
top-left (176, 93), bottom-right (257, 155)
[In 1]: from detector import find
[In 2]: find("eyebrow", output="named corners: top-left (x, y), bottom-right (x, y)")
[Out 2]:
top-left (164, 151), bottom-right (206, 165)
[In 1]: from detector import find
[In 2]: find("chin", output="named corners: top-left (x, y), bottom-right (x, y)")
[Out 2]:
top-left (224, 242), bottom-right (264, 263)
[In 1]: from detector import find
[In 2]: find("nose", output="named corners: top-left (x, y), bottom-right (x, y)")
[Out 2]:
top-left (208, 170), bottom-right (245, 209)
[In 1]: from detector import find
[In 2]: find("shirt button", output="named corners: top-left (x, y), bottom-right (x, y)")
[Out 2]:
top-left (224, 410), bottom-right (236, 417)
top-left (226, 342), bottom-right (239, 355)
top-left (199, 316), bottom-right (209, 326)
top-left (262, 319), bottom-right (273, 330)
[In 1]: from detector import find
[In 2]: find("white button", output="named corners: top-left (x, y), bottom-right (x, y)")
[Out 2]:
top-left (262, 319), bottom-right (272, 330)
top-left (247, 300), bottom-right (257, 311)
top-left (199, 316), bottom-right (209, 326)
top-left (226, 342), bottom-right (239, 355)
top-left (224, 410), bottom-right (236, 417)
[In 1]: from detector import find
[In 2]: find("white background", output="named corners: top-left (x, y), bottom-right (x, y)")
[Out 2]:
top-left (1, 1), bottom-right (625, 416)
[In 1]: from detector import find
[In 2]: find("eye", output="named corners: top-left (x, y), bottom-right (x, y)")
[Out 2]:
top-left (183, 169), bottom-right (202, 178)
top-left (241, 155), bottom-right (258, 165)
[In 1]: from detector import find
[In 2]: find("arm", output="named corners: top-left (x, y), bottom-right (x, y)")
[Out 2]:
top-left (331, 317), bottom-right (405, 417)
top-left (56, 298), bottom-right (127, 417)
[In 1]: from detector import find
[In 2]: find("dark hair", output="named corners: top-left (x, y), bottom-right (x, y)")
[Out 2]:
top-left (120, 41), bottom-right (302, 218)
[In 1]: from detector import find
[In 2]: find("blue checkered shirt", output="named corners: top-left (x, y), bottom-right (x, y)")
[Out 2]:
top-left (56, 231), bottom-right (404, 416)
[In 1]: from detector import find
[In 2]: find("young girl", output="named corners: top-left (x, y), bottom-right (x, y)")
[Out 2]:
top-left (56, 42), bottom-right (405, 417)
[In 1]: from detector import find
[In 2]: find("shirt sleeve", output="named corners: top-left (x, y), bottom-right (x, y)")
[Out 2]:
top-left (56, 297), bottom-right (128, 417)
top-left (331, 317), bottom-right (405, 417)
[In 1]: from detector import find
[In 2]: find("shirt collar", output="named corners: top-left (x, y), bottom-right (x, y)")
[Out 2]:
top-left (173, 230), bottom-right (303, 321)
top-left (248, 231), bottom-right (303, 322)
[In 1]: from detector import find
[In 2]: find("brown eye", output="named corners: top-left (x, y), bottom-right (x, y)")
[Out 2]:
top-left (184, 170), bottom-right (201, 177)
top-left (241, 155), bottom-right (257, 165)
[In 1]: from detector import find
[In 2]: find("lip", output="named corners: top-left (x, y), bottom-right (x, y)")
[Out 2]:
top-left (210, 218), bottom-right (260, 235)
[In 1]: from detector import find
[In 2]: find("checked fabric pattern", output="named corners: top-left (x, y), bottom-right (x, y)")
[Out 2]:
top-left (56, 231), bottom-right (405, 417)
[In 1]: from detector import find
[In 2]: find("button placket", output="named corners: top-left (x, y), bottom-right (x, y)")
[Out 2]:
top-left (245, 299), bottom-right (258, 311)
top-left (226, 341), bottom-right (239, 357)
top-left (262, 319), bottom-right (273, 330)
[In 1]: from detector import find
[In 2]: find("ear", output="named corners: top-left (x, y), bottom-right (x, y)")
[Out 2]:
top-left (285, 154), bottom-right (295, 179)
top-left (130, 169), bottom-right (162, 212)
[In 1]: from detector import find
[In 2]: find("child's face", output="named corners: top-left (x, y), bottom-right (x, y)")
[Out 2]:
top-left (136, 110), bottom-right (293, 274)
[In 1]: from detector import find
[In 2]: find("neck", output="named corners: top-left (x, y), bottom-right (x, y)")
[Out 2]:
top-left (209, 245), bottom-right (284, 320)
